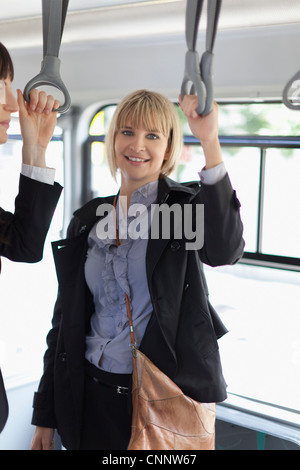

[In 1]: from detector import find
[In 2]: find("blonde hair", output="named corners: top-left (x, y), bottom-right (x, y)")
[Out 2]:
top-left (105, 89), bottom-right (183, 179)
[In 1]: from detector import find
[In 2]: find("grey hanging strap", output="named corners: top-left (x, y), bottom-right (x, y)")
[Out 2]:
top-left (283, 69), bottom-right (300, 111)
top-left (181, 0), bottom-right (222, 116)
top-left (23, 0), bottom-right (71, 114)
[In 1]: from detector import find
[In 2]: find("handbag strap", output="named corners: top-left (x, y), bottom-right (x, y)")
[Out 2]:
top-left (113, 197), bottom-right (137, 358)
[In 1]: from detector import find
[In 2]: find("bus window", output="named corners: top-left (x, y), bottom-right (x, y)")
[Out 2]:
top-left (88, 106), bottom-right (119, 198)
top-left (262, 148), bottom-right (300, 258)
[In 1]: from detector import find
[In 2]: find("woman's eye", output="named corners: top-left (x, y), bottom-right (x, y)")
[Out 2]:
top-left (122, 130), bottom-right (133, 136)
top-left (147, 133), bottom-right (158, 140)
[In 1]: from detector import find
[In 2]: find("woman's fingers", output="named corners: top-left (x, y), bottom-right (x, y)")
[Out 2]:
top-left (53, 99), bottom-right (60, 111)
top-left (28, 89), bottom-right (59, 114)
top-left (28, 88), bottom-right (39, 111)
top-left (18, 89), bottom-right (60, 115)
top-left (31, 90), bottom-right (47, 113)
top-left (178, 94), bottom-right (199, 118)
top-left (44, 95), bottom-right (55, 115)
top-left (16, 89), bottom-right (26, 114)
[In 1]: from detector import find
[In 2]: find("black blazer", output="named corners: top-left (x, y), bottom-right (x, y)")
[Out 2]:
top-left (32, 174), bottom-right (244, 450)
top-left (0, 174), bottom-right (62, 433)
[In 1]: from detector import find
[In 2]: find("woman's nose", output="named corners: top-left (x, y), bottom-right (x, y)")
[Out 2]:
top-left (4, 88), bottom-right (19, 113)
top-left (130, 135), bottom-right (145, 153)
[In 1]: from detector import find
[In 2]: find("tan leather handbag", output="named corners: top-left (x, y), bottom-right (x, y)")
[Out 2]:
top-left (127, 346), bottom-right (216, 450)
top-left (124, 291), bottom-right (216, 451)
top-left (114, 199), bottom-right (216, 450)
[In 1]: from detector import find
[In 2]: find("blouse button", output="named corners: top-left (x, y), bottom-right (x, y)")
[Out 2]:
top-left (59, 352), bottom-right (67, 362)
top-left (170, 241), bottom-right (181, 251)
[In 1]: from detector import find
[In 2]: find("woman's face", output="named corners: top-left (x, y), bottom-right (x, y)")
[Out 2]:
top-left (114, 120), bottom-right (169, 189)
top-left (0, 76), bottom-right (18, 144)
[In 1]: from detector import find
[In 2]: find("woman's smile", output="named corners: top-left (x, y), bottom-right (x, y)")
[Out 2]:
top-left (125, 155), bottom-right (150, 164)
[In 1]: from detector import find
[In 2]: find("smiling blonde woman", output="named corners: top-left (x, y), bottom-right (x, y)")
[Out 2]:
top-left (31, 88), bottom-right (244, 450)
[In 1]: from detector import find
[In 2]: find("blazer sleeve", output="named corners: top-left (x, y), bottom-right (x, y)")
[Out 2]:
top-left (198, 172), bottom-right (245, 267)
top-left (0, 174), bottom-right (62, 262)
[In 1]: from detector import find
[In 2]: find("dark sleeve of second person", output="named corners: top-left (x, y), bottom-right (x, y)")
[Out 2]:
top-left (0, 174), bottom-right (63, 263)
